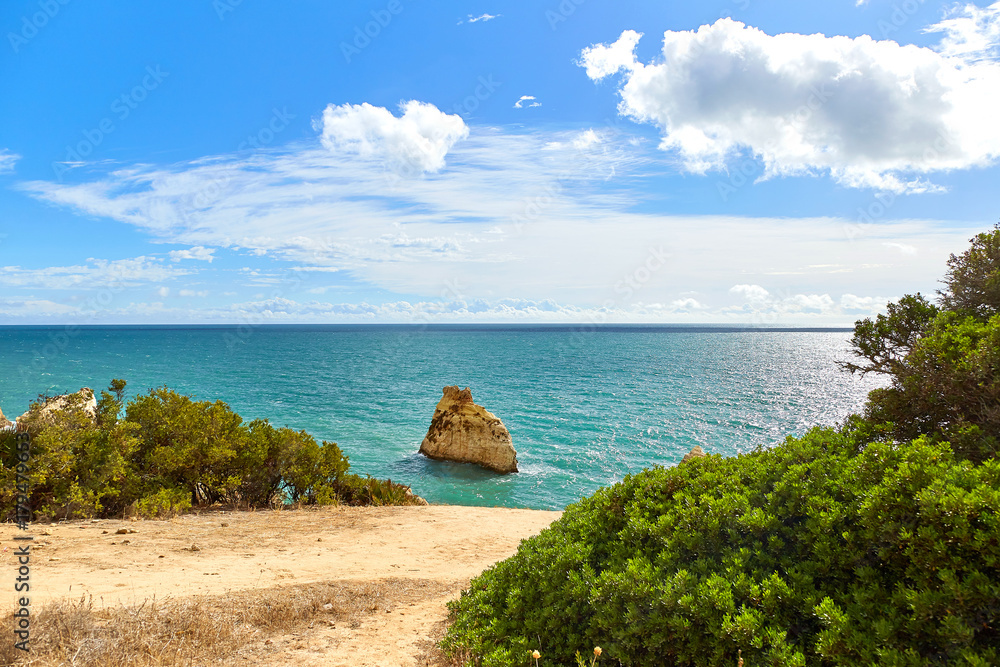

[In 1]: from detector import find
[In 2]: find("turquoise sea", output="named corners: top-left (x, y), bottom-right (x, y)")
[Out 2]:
top-left (0, 325), bottom-right (885, 510)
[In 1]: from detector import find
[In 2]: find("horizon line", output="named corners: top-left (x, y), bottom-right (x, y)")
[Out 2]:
top-left (0, 323), bottom-right (855, 332)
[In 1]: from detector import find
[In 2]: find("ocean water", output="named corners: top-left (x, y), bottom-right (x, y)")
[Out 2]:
top-left (0, 325), bottom-right (885, 510)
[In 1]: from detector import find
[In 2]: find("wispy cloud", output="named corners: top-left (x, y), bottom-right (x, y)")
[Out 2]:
top-left (0, 288), bottom-right (906, 324)
top-left (168, 246), bottom-right (216, 262)
top-left (514, 95), bottom-right (542, 109)
top-left (0, 257), bottom-right (192, 290)
top-left (883, 241), bottom-right (918, 255)
top-left (0, 149), bottom-right (21, 174)
top-left (926, 1), bottom-right (1000, 61)
top-left (0, 298), bottom-right (78, 317)
top-left (13, 98), bottom-right (980, 325)
top-left (458, 13), bottom-right (500, 25)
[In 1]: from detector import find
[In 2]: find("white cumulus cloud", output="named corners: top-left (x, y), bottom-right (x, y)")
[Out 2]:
top-left (580, 30), bottom-right (643, 80)
top-left (729, 284), bottom-right (840, 317)
top-left (730, 284), bottom-right (771, 304)
top-left (670, 297), bottom-right (706, 311)
top-left (841, 294), bottom-right (885, 312)
top-left (316, 100), bottom-right (468, 176)
top-left (581, 14), bottom-right (1000, 192)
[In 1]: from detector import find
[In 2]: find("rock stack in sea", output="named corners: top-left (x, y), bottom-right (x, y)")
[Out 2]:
top-left (681, 445), bottom-right (707, 464)
top-left (15, 387), bottom-right (98, 429)
top-left (0, 406), bottom-right (12, 429)
top-left (418, 386), bottom-right (518, 474)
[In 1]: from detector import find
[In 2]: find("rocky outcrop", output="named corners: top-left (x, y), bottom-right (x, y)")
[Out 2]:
top-left (0, 406), bottom-right (12, 429)
top-left (419, 386), bottom-right (518, 474)
top-left (404, 487), bottom-right (430, 505)
top-left (16, 387), bottom-right (98, 428)
top-left (681, 446), bottom-right (707, 464)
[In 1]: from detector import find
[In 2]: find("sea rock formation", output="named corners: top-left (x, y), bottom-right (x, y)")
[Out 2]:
top-left (0, 406), bottom-right (11, 429)
top-left (16, 387), bottom-right (98, 428)
top-left (419, 386), bottom-right (518, 474)
top-left (681, 445), bottom-right (707, 464)
top-left (404, 487), bottom-right (430, 505)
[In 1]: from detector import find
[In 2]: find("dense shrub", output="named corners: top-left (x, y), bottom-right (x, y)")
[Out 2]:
top-left (440, 226), bottom-right (1000, 665)
top-left (441, 430), bottom-right (1000, 665)
top-left (336, 473), bottom-right (420, 506)
top-left (0, 380), bottom-right (422, 520)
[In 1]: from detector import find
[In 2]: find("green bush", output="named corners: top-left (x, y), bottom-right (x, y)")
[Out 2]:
top-left (335, 473), bottom-right (421, 506)
top-left (130, 486), bottom-right (192, 518)
top-left (441, 225), bottom-right (1000, 665)
top-left (441, 429), bottom-right (1000, 665)
top-left (1, 380), bottom-right (421, 520)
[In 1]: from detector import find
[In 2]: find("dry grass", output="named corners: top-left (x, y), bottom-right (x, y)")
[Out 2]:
top-left (1, 578), bottom-right (454, 666)
top-left (414, 616), bottom-right (467, 667)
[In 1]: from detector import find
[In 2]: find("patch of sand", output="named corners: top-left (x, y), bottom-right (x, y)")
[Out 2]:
top-left (3, 505), bottom-right (561, 666)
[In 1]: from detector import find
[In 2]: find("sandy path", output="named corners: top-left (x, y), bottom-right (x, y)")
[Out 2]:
top-left (248, 591), bottom-right (464, 666)
top-left (2, 505), bottom-right (561, 665)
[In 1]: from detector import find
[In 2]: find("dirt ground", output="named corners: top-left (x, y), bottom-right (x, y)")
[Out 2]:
top-left (2, 505), bottom-right (562, 666)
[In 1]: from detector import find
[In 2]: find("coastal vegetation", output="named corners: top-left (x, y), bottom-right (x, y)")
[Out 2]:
top-left (440, 226), bottom-right (1000, 665)
top-left (0, 381), bottom-right (423, 520)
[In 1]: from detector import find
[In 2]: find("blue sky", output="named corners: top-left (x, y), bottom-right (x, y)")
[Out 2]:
top-left (1, 0), bottom-right (998, 324)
